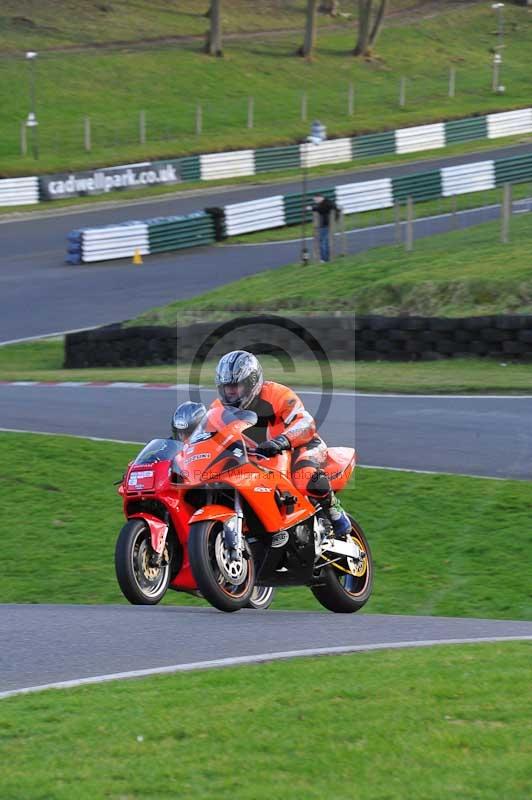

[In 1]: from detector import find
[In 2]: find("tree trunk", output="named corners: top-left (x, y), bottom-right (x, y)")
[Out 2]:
top-left (205, 0), bottom-right (222, 56)
top-left (298, 0), bottom-right (319, 58)
top-left (319, 0), bottom-right (339, 15)
top-left (354, 0), bottom-right (387, 57)
top-left (368, 0), bottom-right (387, 48)
top-left (354, 0), bottom-right (371, 56)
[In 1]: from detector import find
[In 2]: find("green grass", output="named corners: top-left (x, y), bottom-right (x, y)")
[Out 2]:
top-left (1, 432), bottom-right (531, 620)
top-left (1, 643), bottom-right (531, 800)
top-left (2, 339), bottom-right (532, 393)
top-left (1, 4), bottom-right (531, 174)
top-left (0, 0), bottom-right (357, 52)
top-left (129, 213), bottom-right (532, 322)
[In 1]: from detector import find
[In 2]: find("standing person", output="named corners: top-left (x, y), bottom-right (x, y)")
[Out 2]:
top-left (312, 194), bottom-right (339, 262)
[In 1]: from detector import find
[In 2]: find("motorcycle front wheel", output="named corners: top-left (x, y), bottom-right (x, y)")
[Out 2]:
top-left (115, 519), bottom-right (173, 605)
top-left (188, 520), bottom-right (255, 613)
top-left (311, 516), bottom-right (373, 613)
top-left (245, 585), bottom-right (276, 610)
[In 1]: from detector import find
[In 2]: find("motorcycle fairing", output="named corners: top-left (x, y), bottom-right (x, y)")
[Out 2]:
top-left (128, 513), bottom-right (168, 555)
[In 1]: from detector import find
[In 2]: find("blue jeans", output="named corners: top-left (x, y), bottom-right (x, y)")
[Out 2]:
top-left (319, 226), bottom-right (330, 262)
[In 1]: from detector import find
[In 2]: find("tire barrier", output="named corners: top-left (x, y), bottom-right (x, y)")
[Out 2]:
top-left (0, 176), bottom-right (39, 207)
top-left (66, 150), bottom-right (532, 262)
top-left (64, 315), bottom-right (532, 368)
top-left (66, 211), bottom-right (215, 265)
top-left (4, 107), bottom-right (532, 207)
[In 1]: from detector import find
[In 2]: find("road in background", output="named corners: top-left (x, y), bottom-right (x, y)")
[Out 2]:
top-left (1, 384), bottom-right (531, 479)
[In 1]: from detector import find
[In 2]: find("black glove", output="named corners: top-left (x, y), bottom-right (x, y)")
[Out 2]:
top-left (255, 435), bottom-right (291, 458)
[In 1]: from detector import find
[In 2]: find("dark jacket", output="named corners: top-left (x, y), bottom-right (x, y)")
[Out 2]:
top-left (312, 197), bottom-right (339, 228)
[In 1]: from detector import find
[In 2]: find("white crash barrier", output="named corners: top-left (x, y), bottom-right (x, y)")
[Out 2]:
top-left (300, 138), bottom-right (352, 168)
top-left (335, 178), bottom-right (394, 213)
top-left (395, 123), bottom-right (446, 155)
top-left (441, 160), bottom-right (496, 196)
top-left (224, 196), bottom-right (285, 236)
top-left (0, 176), bottom-right (39, 206)
top-left (200, 150), bottom-right (255, 180)
top-left (487, 108), bottom-right (532, 139)
top-left (81, 223), bottom-right (149, 263)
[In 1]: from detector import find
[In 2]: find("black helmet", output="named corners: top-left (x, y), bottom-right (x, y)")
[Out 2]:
top-left (215, 350), bottom-right (264, 409)
top-left (171, 401), bottom-right (207, 442)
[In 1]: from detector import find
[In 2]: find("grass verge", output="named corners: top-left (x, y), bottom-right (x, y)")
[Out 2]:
top-left (1, 643), bottom-right (531, 800)
top-left (1, 432), bottom-right (531, 619)
top-left (1, 340), bottom-right (532, 393)
top-left (1, 5), bottom-right (531, 174)
top-left (130, 213), bottom-right (532, 321)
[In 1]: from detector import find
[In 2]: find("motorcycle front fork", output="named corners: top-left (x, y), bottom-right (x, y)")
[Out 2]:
top-left (222, 493), bottom-right (244, 558)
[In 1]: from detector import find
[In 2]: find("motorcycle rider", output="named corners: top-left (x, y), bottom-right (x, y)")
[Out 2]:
top-left (171, 401), bottom-right (207, 442)
top-left (213, 350), bottom-right (351, 537)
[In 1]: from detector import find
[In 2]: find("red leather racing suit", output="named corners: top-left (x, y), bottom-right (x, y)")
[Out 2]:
top-left (214, 381), bottom-right (329, 501)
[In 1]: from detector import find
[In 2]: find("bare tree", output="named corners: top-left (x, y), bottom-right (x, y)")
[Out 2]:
top-left (205, 0), bottom-right (222, 56)
top-left (354, 0), bottom-right (388, 57)
top-left (298, 0), bottom-right (319, 58)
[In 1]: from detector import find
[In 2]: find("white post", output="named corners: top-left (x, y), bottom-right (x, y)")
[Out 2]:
top-left (348, 83), bottom-right (354, 117)
top-left (399, 77), bottom-right (406, 108)
top-left (405, 196), bottom-right (414, 252)
top-left (448, 67), bottom-right (456, 98)
top-left (139, 110), bottom-right (146, 145)
top-left (196, 103), bottom-right (203, 135)
top-left (84, 116), bottom-right (91, 152)
top-left (247, 96), bottom-right (254, 129)
top-left (301, 91), bottom-right (308, 122)
top-left (20, 121), bottom-right (27, 156)
top-left (501, 182), bottom-right (512, 243)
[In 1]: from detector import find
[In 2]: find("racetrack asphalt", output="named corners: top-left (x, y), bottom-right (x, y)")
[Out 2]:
top-left (1, 385), bottom-right (531, 479)
top-left (1, 605), bottom-right (531, 697)
top-left (1, 142), bottom-right (531, 343)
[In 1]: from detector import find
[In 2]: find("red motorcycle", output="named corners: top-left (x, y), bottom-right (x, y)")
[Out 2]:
top-left (115, 405), bottom-right (372, 613)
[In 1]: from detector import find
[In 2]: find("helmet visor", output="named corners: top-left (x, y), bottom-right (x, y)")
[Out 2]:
top-left (218, 381), bottom-right (246, 407)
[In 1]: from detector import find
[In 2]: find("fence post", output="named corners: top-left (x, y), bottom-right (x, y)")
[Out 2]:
top-left (448, 67), bottom-right (456, 98)
top-left (20, 121), bottom-right (27, 156)
top-left (247, 96), bottom-right (254, 129)
top-left (329, 212), bottom-right (336, 261)
top-left (301, 91), bottom-right (308, 122)
top-left (340, 209), bottom-right (347, 257)
top-left (501, 182), bottom-right (512, 244)
top-left (405, 196), bottom-right (414, 252)
top-left (139, 110), bottom-right (146, 145)
top-left (399, 77), bottom-right (406, 108)
top-left (311, 211), bottom-right (320, 263)
top-left (84, 116), bottom-right (91, 152)
top-left (196, 103), bottom-right (203, 136)
top-left (348, 83), bottom-right (354, 117)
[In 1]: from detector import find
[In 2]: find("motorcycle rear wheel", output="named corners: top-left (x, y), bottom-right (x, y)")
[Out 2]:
top-left (115, 519), bottom-right (173, 605)
top-left (188, 520), bottom-right (255, 613)
top-left (245, 585), bottom-right (276, 610)
top-left (311, 516), bottom-right (373, 613)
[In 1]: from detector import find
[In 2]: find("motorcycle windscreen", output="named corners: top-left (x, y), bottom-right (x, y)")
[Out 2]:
top-left (178, 407), bottom-right (257, 483)
top-left (133, 438), bottom-right (182, 465)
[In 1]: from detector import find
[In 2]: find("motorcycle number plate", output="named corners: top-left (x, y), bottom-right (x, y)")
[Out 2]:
top-left (128, 469), bottom-right (155, 490)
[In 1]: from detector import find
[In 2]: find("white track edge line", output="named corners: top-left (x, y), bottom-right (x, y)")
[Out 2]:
top-left (1, 636), bottom-right (530, 700)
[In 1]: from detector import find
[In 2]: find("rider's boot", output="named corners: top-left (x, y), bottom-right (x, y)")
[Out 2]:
top-left (326, 493), bottom-right (352, 539)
